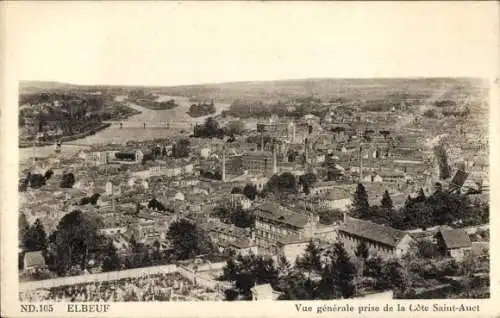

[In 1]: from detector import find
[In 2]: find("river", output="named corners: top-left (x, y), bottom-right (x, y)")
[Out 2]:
top-left (19, 95), bottom-right (231, 164)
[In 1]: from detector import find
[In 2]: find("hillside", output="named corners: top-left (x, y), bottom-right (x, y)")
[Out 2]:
top-left (20, 78), bottom-right (488, 109)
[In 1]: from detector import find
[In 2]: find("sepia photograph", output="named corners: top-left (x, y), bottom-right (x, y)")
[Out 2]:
top-left (2, 1), bottom-right (498, 317)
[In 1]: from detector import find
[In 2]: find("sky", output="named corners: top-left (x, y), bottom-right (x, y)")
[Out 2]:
top-left (4, 1), bottom-right (499, 86)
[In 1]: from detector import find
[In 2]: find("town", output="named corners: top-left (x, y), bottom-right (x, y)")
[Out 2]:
top-left (18, 78), bottom-right (489, 301)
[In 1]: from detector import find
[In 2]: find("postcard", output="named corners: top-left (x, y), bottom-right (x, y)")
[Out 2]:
top-left (1, 1), bottom-right (498, 317)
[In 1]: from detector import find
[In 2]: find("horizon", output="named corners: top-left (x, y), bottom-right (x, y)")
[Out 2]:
top-left (19, 76), bottom-right (488, 90)
top-left (6, 2), bottom-right (498, 87)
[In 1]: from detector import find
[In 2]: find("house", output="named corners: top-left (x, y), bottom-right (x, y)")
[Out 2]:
top-left (226, 239), bottom-right (258, 256)
top-left (318, 187), bottom-right (353, 211)
top-left (377, 171), bottom-right (406, 183)
top-left (338, 216), bottom-right (414, 258)
top-left (277, 236), bottom-right (310, 265)
top-left (23, 251), bottom-right (47, 273)
top-left (436, 228), bottom-right (473, 261)
top-left (310, 181), bottom-right (341, 196)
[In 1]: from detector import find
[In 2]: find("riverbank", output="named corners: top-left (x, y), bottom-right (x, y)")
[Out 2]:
top-left (19, 123), bottom-right (111, 148)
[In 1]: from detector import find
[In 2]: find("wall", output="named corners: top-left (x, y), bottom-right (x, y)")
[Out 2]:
top-left (19, 264), bottom-right (177, 292)
top-left (280, 242), bottom-right (309, 265)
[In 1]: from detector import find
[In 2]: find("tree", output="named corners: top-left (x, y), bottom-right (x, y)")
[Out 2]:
top-left (231, 187), bottom-right (242, 194)
top-left (277, 271), bottom-right (317, 300)
top-left (167, 220), bottom-right (213, 260)
top-left (296, 240), bottom-right (322, 275)
top-left (19, 213), bottom-right (30, 244)
top-left (49, 210), bottom-right (102, 275)
top-left (221, 254), bottom-right (278, 299)
top-left (224, 288), bottom-right (240, 301)
top-left (299, 172), bottom-right (318, 195)
top-left (265, 172), bottom-right (297, 196)
top-left (203, 117), bottom-right (220, 137)
top-left (318, 242), bottom-right (356, 299)
top-left (380, 190), bottom-right (394, 219)
top-left (23, 218), bottom-right (48, 252)
top-left (352, 183), bottom-right (370, 219)
top-left (380, 258), bottom-right (407, 292)
top-left (287, 149), bottom-right (298, 162)
top-left (433, 144), bottom-right (451, 180)
top-left (379, 130), bottom-right (391, 139)
top-left (44, 169), bottom-right (54, 181)
top-left (230, 208), bottom-right (255, 228)
top-left (277, 255), bottom-right (292, 278)
top-left (416, 188), bottom-right (426, 202)
top-left (243, 184), bottom-right (258, 200)
top-left (355, 241), bottom-right (369, 260)
top-left (60, 172), bottom-right (75, 188)
top-left (28, 173), bottom-right (46, 188)
top-left (225, 120), bottom-right (245, 136)
top-left (363, 255), bottom-right (383, 279)
top-left (172, 138), bottom-right (190, 158)
top-left (101, 241), bottom-right (121, 272)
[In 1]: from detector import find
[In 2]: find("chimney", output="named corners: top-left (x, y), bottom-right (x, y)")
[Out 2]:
top-left (221, 144), bottom-right (226, 182)
top-left (305, 138), bottom-right (309, 165)
top-left (272, 142), bottom-right (278, 174)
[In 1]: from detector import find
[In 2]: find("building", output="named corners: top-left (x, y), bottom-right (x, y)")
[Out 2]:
top-left (310, 181), bottom-right (342, 196)
top-left (253, 202), bottom-right (317, 254)
top-left (249, 176), bottom-right (270, 192)
top-left (202, 220), bottom-right (256, 255)
top-left (239, 149), bottom-right (278, 176)
top-left (223, 193), bottom-right (253, 210)
top-left (225, 240), bottom-right (258, 257)
top-left (436, 228), bottom-right (473, 261)
top-left (318, 187), bottom-right (353, 211)
top-left (337, 216), bottom-right (414, 258)
top-left (276, 236), bottom-right (310, 265)
top-left (23, 251), bottom-right (47, 273)
top-left (88, 150), bottom-right (144, 165)
top-left (256, 120), bottom-right (295, 143)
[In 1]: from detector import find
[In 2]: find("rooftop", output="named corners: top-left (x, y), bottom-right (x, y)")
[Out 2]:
top-left (24, 251), bottom-right (46, 268)
top-left (440, 228), bottom-right (472, 249)
top-left (254, 202), bottom-right (309, 228)
top-left (339, 217), bottom-right (408, 248)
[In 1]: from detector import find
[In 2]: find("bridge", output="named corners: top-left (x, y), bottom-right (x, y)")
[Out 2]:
top-left (104, 121), bottom-right (196, 129)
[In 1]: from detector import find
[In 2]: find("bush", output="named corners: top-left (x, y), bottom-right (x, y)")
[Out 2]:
top-left (416, 240), bottom-right (441, 258)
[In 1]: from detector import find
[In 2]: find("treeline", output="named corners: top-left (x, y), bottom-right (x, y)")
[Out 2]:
top-left (192, 117), bottom-right (243, 139)
top-left (19, 212), bottom-right (219, 278)
top-left (19, 170), bottom-right (76, 191)
top-left (188, 101), bottom-right (216, 118)
top-left (350, 183), bottom-right (489, 230)
top-left (19, 92), bottom-right (138, 141)
top-left (221, 241), bottom-right (407, 300)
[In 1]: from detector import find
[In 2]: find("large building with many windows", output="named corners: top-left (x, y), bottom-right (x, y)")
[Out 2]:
top-left (253, 202), bottom-right (317, 254)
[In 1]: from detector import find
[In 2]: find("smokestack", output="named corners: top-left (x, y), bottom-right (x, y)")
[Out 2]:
top-left (261, 132), bottom-right (264, 151)
top-left (359, 145), bottom-right (363, 181)
top-left (272, 142), bottom-right (278, 174)
top-left (305, 138), bottom-right (309, 165)
top-left (221, 144), bottom-right (226, 182)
